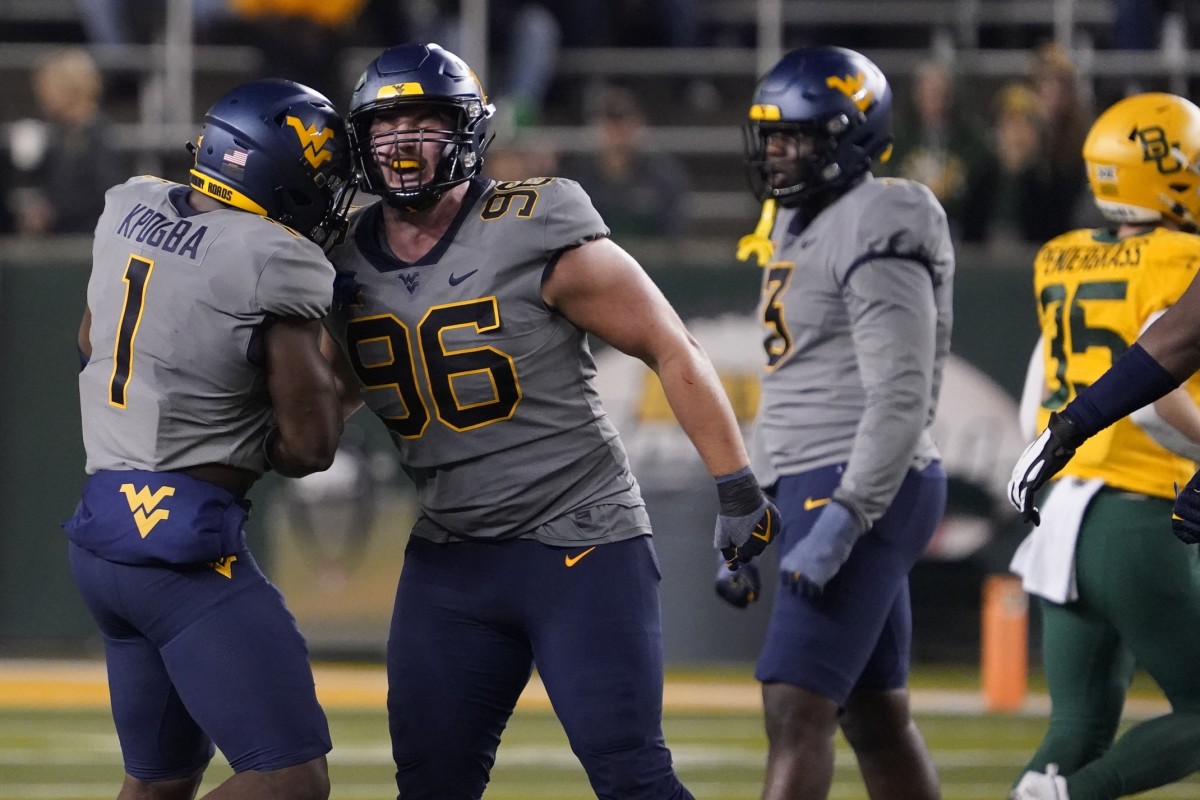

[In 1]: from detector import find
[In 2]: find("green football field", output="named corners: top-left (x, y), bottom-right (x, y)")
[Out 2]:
top-left (1, 662), bottom-right (1198, 799)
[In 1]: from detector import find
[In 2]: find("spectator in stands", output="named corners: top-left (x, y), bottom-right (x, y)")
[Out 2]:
top-left (560, 83), bottom-right (691, 242)
top-left (887, 58), bottom-right (989, 241)
top-left (961, 81), bottom-right (1076, 246)
top-left (1030, 43), bottom-right (1091, 223)
top-left (227, 0), bottom-right (367, 104)
top-left (961, 45), bottom-right (1093, 248)
top-left (11, 47), bottom-right (123, 237)
top-left (485, 137), bottom-right (560, 182)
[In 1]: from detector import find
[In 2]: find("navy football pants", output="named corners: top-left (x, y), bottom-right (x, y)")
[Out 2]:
top-left (69, 543), bottom-right (330, 780)
top-left (387, 534), bottom-right (693, 800)
top-left (757, 461), bottom-right (946, 705)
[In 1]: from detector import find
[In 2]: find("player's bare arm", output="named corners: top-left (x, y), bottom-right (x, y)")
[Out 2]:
top-left (319, 329), bottom-right (366, 421)
top-left (265, 317), bottom-right (342, 477)
top-left (77, 307), bottom-right (92, 361)
top-left (1149, 387), bottom-right (1200, 444)
top-left (543, 236), bottom-right (750, 477)
top-left (1140, 275), bottom-right (1200, 379)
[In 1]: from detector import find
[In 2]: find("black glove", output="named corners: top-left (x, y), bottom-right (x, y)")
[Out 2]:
top-left (1173, 469), bottom-right (1200, 544)
top-left (1007, 411), bottom-right (1086, 525)
top-left (713, 468), bottom-right (780, 568)
top-left (715, 557), bottom-right (761, 608)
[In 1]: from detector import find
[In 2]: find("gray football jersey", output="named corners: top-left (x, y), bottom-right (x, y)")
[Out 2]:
top-left (326, 176), bottom-right (650, 544)
top-left (80, 176), bottom-right (334, 475)
top-left (752, 175), bottom-right (954, 524)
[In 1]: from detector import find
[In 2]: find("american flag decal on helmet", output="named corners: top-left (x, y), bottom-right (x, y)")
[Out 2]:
top-left (221, 148), bottom-right (248, 178)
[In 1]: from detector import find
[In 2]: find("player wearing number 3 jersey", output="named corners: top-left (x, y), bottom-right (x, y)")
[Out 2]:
top-left (727, 46), bottom-right (951, 800)
top-left (321, 43), bottom-right (777, 800)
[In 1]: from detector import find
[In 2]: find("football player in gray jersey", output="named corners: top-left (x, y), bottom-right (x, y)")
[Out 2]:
top-left (322, 43), bottom-right (778, 800)
top-left (64, 79), bottom-right (353, 800)
top-left (721, 47), bottom-right (953, 800)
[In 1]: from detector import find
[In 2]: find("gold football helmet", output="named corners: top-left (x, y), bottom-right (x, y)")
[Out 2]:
top-left (1084, 92), bottom-right (1200, 231)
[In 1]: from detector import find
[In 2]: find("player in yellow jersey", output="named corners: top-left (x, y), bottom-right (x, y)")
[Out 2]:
top-left (1008, 93), bottom-right (1200, 800)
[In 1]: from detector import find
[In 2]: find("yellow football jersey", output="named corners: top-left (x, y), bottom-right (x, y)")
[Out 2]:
top-left (1033, 227), bottom-right (1200, 498)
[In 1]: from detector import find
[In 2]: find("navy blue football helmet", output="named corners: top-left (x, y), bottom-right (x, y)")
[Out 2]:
top-left (743, 46), bottom-right (893, 208)
top-left (190, 78), bottom-right (353, 246)
top-left (347, 42), bottom-right (495, 211)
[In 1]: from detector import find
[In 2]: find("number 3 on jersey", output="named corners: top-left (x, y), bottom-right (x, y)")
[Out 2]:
top-left (762, 263), bottom-right (795, 369)
top-left (344, 296), bottom-right (521, 438)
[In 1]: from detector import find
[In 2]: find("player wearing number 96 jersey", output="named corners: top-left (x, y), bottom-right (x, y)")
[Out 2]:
top-left (321, 42), bottom-right (776, 800)
top-left (64, 79), bottom-right (352, 800)
top-left (1006, 93), bottom-right (1200, 800)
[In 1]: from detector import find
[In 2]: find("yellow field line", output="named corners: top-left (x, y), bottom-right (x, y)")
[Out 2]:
top-left (0, 660), bottom-right (761, 712)
top-left (0, 659), bottom-right (1172, 717)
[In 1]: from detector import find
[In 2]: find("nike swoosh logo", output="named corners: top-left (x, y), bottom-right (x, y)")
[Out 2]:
top-left (564, 546), bottom-right (597, 567)
top-left (448, 270), bottom-right (478, 286)
top-left (803, 497), bottom-right (831, 511)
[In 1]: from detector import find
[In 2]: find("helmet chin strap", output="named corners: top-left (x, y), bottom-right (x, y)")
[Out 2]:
top-left (382, 183), bottom-right (443, 213)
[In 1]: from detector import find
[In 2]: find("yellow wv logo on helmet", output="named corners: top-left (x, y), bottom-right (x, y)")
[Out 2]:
top-left (285, 116), bottom-right (335, 169)
top-left (826, 72), bottom-right (873, 112)
top-left (119, 484), bottom-right (176, 537)
top-left (749, 104), bottom-right (782, 121)
top-left (377, 82), bottom-right (426, 99)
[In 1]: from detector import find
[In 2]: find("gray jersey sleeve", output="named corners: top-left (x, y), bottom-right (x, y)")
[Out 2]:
top-left (833, 181), bottom-right (951, 527)
top-left (542, 178), bottom-right (608, 251)
top-left (834, 258), bottom-right (938, 526)
top-left (256, 236), bottom-right (335, 319)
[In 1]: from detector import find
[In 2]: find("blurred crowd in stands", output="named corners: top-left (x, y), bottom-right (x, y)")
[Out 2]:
top-left (1, 0), bottom-right (1198, 247)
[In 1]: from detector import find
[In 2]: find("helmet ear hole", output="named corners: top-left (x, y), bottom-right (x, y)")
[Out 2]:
top-left (287, 189), bottom-right (314, 207)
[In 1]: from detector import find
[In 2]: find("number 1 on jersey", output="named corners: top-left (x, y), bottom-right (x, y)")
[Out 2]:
top-left (109, 255), bottom-right (154, 408)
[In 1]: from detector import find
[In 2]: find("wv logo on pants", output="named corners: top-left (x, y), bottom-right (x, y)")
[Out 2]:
top-left (119, 484), bottom-right (176, 537)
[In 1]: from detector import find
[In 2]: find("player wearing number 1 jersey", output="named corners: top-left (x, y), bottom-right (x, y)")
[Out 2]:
top-left (1007, 93), bottom-right (1200, 800)
top-left (64, 79), bottom-right (352, 800)
top-left (321, 42), bottom-right (777, 800)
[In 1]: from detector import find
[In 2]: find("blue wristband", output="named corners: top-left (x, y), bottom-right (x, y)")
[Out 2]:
top-left (1063, 343), bottom-right (1180, 437)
